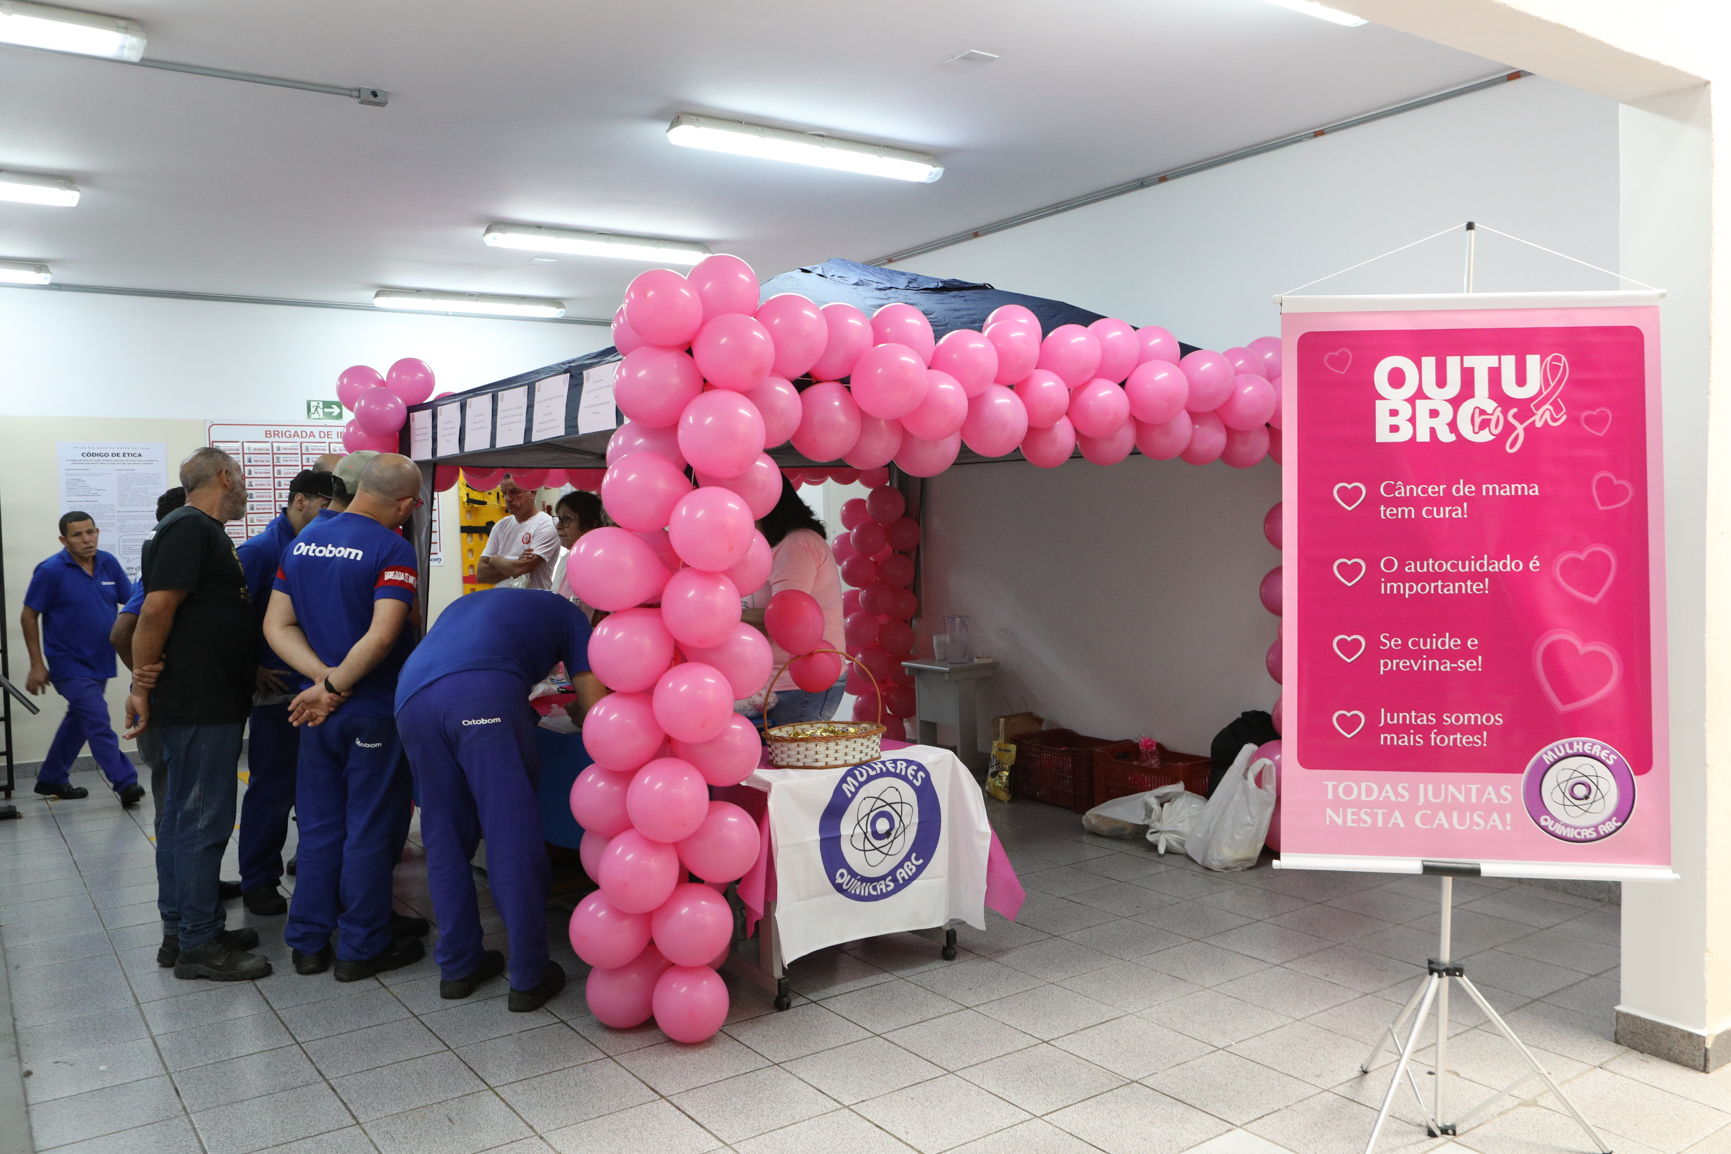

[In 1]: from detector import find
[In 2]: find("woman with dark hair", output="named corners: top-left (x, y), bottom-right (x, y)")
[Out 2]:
top-left (550, 489), bottom-right (605, 621)
top-left (742, 475), bottom-right (846, 725)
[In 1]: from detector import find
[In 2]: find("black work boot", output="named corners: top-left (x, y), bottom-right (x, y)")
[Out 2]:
top-left (173, 939), bottom-right (272, 982)
top-left (158, 927), bottom-right (260, 967)
top-left (508, 962), bottom-right (566, 1013)
top-left (34, 781), bottom-right (87, 800)
top-left (118, 783), bottom-right (145, 807)
top-left (292, 945), bottom-right (333, 975)
top-left (333, 937), bottom-right (425, 982)
top-left (440, 950), bottom-right (505, 1000)
top-left (389, 912), bottom-right (430, 939)
top-left (243, 885), bottom-right (288, 916)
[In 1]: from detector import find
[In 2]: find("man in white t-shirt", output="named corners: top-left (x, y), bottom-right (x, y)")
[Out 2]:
top-left (478, 476), bottom-right (560, 590)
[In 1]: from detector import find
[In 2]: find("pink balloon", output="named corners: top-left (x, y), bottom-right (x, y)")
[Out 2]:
top-left (986, 304), bottom-right (1039, 329)
top-left (586, 942), bottom-right (670, 1028)
top-left (885, 516), bottom-right (920, 551)
top-left (1136, 325), bottom-right (1182, 366)
top-left (385, 358), bottom-right (435, 406)
top-left (623, 269), bottom-right (703, 348)
top-left (567, 528), bottom-right (673, 611)
top-left (602, 452), bottom-right (692, 533)
top-left (584, 691), bottom-right (667, 772)
top-left (1221, 346), bottom-right (1261, 379)
top-left (697, 453), bottom-right (781, 520)
top-left (866, 487), bottom-right (904, 523)
top-left (1020, 418), bottom-right (1076, 468)
top-left (843, 414), bottom-right (903, 471)
top-left (608, 420), bottom-right (687, 470)
top-left (810, 303), bottom-right (872, 381)
top-left (463, 467), bottom-right (503, 491)
top-left (685, 624), bottom-right (773, 701)
top-left (627, 758), bottom-right (710, 843)
top-left (676, 800), bottom-right (759, 882)
top-left (688, 253), bottom-right (759, 321)
top-left (612, 305), bottom-right (646, 356)
top-left (1268, 381), bottom-right (1284, 431)
top-left (678, 390), bottom-right (766, 479)
top-left (850, 344), bottom-right (928, 421)
top-left (1266, 638), bottom-right (1282, 684)
top-left (1125, 360), bottom-right (1188, 425)
top-left (746, 376), bottom-right (802, 449)
top-left (672, 717), bottom-right (762, 788)
top-left (894, 431), bottom-right (961, 478)
top-left (1180, 351), bottom-right (1236, 412)
top-left (653, 662), bottom-right (734, 743)
top-left (723, 531), bottom-right (772, 596)
top-left (692, 313), bottom-right (774, 392)
top-left (589, 608), bottom-right (676, 694)
top-left (353, 387), bottom-right (406, 436)
top-left (844, 611), bottom-right (881, 649)
top-left (660, 568), bottom-right (742, 650)
top-left (1067, 379), bottom-right (1130, 439)
top-left (1089, 318), bottom-right (1140, 383)
top-left (616, 348), bottom-right (703, 428)
top-left (1038, 324), bottom-right (1102, 389)
top-left (790, 650), bottom-right (843, 692)
top-left (508, 468), bottom-right (549, 490)
top-left (961, 384), bottom-right (1029, 458)
top-left (1217, 375), bottom-right (1277, 431)
top-left (901, 370), bottom-right (968, 440)
top-left (653, 965), bottom-right (729, 1044)
top-left (1264, 502), bottom-right (1283, 550)
top-left (580, 830), bottom-right (611, 881)
top-left (1077, 417), bottom-right (1136, 466)
top-left (839, 554), bottom-right (878, 588)
top-left (1221, 425), bottom-right (1270, 468)
top-left (341, 419), bottom-right (396, 454)
top-left (878, 617), bottom-right (914, 655)
top-left (569, 764), bottom-right (634, 838)
top-left (756, 294), bottom-right (827, 380)
top-left (985, 321), bottom-right (1040, 385)
top-left (337, 365), bottom-right (384, 412)
top-left (884, 683), bottom-right (916, 719)
top-left (634, 527), bottom-right (683, 575)
top-left (1015, 369), bottom-right (1070, 429)
top-left (931, 329), bottom-right (998, 396)
top-left (433, 465), bottom-right (459, 492)
top-left (871, 303), bottom-right (935, 366)
top-left (1133, 411), bottom-right (1192, 461)
top-left (792, 381), bottom-right (862, 463)
top-left (569, 890), bottom-right (651, 970)
top-left (1181, 410), bottom-right (1228, 465)
top-left (1260, 566), bottom-right (1283, 616)
top-left (859, 466), bottom-right (891, 488)
top-left (599, 830), bottom-right (682, 914)
top-left (668, 487), bottom-right (754, 572)
top-left (1268, 425), bottom-right (1284, 465)
top-left (651, 883), bottom-right (734, 967)
top-left (1248, 335), bottom-right (1283, 379)
top-left (1272, 696), bottom-right (1284, 735)
top-left (765, 589), bottom-right (825, 655)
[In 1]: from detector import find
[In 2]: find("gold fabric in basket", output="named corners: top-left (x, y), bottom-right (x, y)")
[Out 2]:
top-left (765, 721), bottom-right (887, 770)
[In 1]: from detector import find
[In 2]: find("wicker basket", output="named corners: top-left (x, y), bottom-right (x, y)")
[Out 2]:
top-left (1093, 744), bottom-right (1212, 806)
top-left (762, 649), bottom-right (887, 770)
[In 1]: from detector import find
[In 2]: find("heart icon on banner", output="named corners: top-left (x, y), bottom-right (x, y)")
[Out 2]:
top-left (1533, 629), bottom-right (1623, 713)
top-left (1554, 544), bottom-right (1617, 603)
top-left (1580, 408), bottom-right (1613, 436)
top-left (1332, 711), bottom-right (1365, 738)
top-left (1592, 471), bottom-right (1633, 510)
top-left (1333, 482), bottom-right (1365, 511)
top-left (1333, 558), bottom-right (1366, 586)
top-left (1333, 635), bottom-right (1366, 662)
top-left (1323, 349), bottom-right (1352, 374)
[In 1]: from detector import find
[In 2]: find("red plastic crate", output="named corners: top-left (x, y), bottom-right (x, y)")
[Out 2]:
top-left (1010, 729), bottom-right (1133, 813)
top-left (1093, 744), bottom-right (1212, 806)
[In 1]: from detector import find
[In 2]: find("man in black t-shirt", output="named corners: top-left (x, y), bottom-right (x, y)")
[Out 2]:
top-left (129, 447), bottom-right (272, 982)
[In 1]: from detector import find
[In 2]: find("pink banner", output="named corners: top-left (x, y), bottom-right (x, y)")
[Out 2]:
top-left (1281, 296), bottom-right (1669, 874)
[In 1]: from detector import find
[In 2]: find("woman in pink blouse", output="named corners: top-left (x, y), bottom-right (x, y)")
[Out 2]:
top-left (742, 476), bottom-right (846, 725)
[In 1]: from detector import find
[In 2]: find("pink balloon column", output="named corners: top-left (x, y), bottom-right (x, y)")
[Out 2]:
top-left (334, 358), bottom-right (433, 451)
top-left (833, 481), bottom-right (920, 729)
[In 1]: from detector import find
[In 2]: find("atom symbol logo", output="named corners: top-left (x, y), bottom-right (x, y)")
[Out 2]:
top-left (848, 783), bottom-right (915, 868)
top-left (1540, 756), bottom-right (1619, 827)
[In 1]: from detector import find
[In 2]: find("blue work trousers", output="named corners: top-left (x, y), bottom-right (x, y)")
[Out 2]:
top-left (239, 700), bottom-right (299, 893)
top-left (155, 721), bottom-right (244, 950)
top-left (41, 677), bottom-right (137, 790)
top-left (284, 712), bottom-right (410, 963)
top-left (766, 674), bottom-right (848, 727)
top-left (398, 671), bottom-right (549, 991)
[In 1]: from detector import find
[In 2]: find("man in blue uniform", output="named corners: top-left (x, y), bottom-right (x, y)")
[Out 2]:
top-left (235, 469), bottom-right (332, 916)
top-left (265, 453), bottom-right (425, 980)
top-left (23, 511), bottom-right (141, 804)
top-left (395, 589), bottom-right (609, 1011)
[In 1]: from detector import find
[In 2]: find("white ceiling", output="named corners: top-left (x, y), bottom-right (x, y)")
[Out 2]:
top-left (0, 0), bottom-right (1504, 320)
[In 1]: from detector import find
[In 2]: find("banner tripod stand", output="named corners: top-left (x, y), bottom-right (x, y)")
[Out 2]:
top-left (1359, 866), bottom-right (1611, 1154)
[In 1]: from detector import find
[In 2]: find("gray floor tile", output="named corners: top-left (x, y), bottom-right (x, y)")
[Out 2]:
top-left (784, 949), bottom-right (896, 998)
top-left (1012, 898), bottom-right (1119, 937)
top-left (1048, 1083), bottom-right (1233, 1154)
top-left (23, 1034), bottom-right (165, 1104)
top-left (947, 1117), bottom-right (1104, 1153)
top-left (1140, 990), bottom-right (1292, 1048)
top-left (170, 1043), bottom-right (323, 1113)
top-left (17, 1003), bottom-right (148, 1061)
top-left (672, 1065), bottom-right (841, 1144)
top-left (1069, 881), bottom-right (1184, 919)
top-left (141, 982), bottom-right (271, 1035)
top-left (958, 1042), bottom-right (1126, 1115)
top-left (257, 1126), bottom-right (382, 1153)
top-left (541, 1099), bottom-right (722, 1154)
top-left (495, 1057), bottom-right (658, 1131)
top-left (192, 1080), bottom-right (357, 1154)
top-left (783, 1036), bottom-right (946, 1105)
top-left (1050, 1015), bottom-right (1214, 1080)
top-left (885, 1009), bottom-right (1042, 1071)
top-left (304, 1016), bottom-right (449, 1079)
top-left (365, 1089), bottom-right (534, 1154)
top-left (279, 985), bottom-right (410, 1043)
top-left (1214, 969), bottom-right (1358, 1019)
top-left (455, 1022), bottom-right (604, 1086)
top-left (823, 979), bottom-right (964, 1034)
top-left (1228, 1020), bottom-right (1377, 1089)
top-left (156, 1009), bottom-right (296, 1072)
top-left (333, 1050), bottom-right (486, 1122)
top-left (1144, 1050), bottom-right (1317, 1124)
top-left (35, 1115), bottom-right (204, 1154)
top-left (1064, 918), bottom-right (1187, 961)
top-left (992, 937), bottom-right (1118, 983)
top-left (1055, 960), bottom-right (1202, 1013)
top-left (1244, 1090), bottom-right (1399, 1154)
top-left (614, 1033), bottom-right (770, 1096)
top-left (905, 957), bottom-right (1046, 1008)
top-left (733, 1108), bottom-right (917, 1154)
top-left (1205, 924), bottom-right (1334, 966)
top-left (25, 1074), bottom-right (187, 1149)
top-left (723, 1001), bottom-right (871, 1062)
top-left (976, 983), bottom-right (1121, 1041)
top-left (853, 1073), bottom-right (1034, 1153)
top-left (421, 994), bottom-right (557, 1048)
top-left (1140, 942), bottom-right (1271, 988)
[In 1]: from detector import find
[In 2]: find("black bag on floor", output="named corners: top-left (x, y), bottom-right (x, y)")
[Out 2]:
top-left (1209, 710), bottom-right (1279, 796)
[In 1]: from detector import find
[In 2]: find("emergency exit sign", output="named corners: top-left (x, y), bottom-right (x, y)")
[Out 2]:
top-left (307, 400), bottom-right (343, 420)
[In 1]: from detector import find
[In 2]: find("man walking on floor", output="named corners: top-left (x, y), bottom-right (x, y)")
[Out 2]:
top-left (23, 511), bottom-right (144, 805)
top-left (128, 448), bottom-right (270, 981)
top-left (265, 453), bottom-right (427, 980)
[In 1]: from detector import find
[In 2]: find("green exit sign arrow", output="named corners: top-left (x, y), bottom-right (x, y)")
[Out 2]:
top-left (307, 400), bottom-right (344, 420)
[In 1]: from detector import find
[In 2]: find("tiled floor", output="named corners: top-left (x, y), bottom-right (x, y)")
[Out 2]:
top-left (3, 761), bottom-right (1724, 1154)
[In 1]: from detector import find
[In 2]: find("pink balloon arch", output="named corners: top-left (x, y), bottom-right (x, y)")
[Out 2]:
top-left (560, 254), bottom-right (1286, 1043)
top-left (336, 357), bottom-right (437, 453)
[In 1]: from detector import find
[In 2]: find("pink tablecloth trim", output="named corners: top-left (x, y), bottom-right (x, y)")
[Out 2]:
top-left (717, 737), bottom-right (1024, 937)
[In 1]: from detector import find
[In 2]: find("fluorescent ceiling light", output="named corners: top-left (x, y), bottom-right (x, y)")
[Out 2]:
top-left (0, 258), bottom-right (50, 285)
top-left (667, 114), bottom-right (943, 183)
top-left (0, 1), bottom-right (145, 59)
top-left (373, 289), bottom-right (566, 319)
top-left (0, 169), bottom-right (80, 206)
top-left (483, 223), bottom-right (710, 265)
top-left (1261, 0), bottom-right (1368, 26)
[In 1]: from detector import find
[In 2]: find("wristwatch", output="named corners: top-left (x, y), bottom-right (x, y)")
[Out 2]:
top-left (324, 676), bottom-right (340, 695)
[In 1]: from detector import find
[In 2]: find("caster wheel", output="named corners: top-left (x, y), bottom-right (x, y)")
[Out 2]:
top-left (774, 994), bottom-right (791, 1011)
top-left (941, 945), bottom-right (958, 960)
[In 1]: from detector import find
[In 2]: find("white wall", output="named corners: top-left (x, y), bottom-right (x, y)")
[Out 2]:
top-left (0, 290), bottom-right (610, 764)
top-left (897, 75), bottom-right (1620, 755)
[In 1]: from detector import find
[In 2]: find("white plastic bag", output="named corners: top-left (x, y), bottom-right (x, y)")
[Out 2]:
top-left (1082, 791), bottom-right (1157, 839)
top-left (1144, 783), bottom-right (1208, 855)
top-left (1187, 743), bottom-right (1277, 871)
